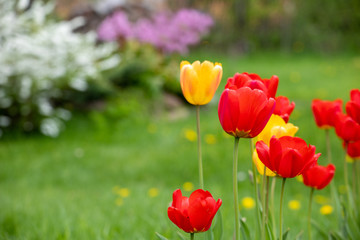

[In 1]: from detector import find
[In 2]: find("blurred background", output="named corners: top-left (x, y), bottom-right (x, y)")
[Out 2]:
top-left (0, 0), bottom-right (359, 239)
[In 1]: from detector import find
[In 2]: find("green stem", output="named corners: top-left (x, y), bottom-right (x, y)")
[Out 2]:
top-left (233, 137), bottom-right (240, 240)
top-left (279, 178), bottom-right (287, 240)
top-left (190, 232), bottom-right (194, 240)
top-left (352, 161), bottom-right (358, 215)
top-left (344, 143), bottom-right (352, 209)
top-left (261, 167), bottom-right (267, 240)
top-left (357, 161), bottom-right (360, 207)
top-left (250, 139), bottom-right (261, 237)
top-left (196, 105), bottom-right (204, 189)
top-left (270, 177), bottom-right (277, 236)
top-left (325, 129), bottom-right (332, 163)
top-left (308, 188), bottom-right (314, 240)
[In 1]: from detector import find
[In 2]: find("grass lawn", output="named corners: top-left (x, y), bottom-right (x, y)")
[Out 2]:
top-left (0, 52), bottom-right (359, 239)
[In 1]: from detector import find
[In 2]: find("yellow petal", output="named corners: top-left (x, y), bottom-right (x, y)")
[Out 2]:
top-left (180, 61), bottom-right (191, 69)
top-left (257, 114), bottom-right (298, 145)
top-left (180, 65), bottom-right (198, 105)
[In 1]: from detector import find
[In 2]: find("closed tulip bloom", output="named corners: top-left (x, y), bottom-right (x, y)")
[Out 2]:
top-left (311, 99), bottom-right (343, 129)
top-left (180, 60), bottom-right (222, 105)
top-left (274, 96), bottom-right (295, 123)
top-left (334, 113), bottom-right (360, 142)
top-left (224, 72), bottom-right (279, 98)
top-left (347, 140), bottom-right (360, 159)
top-left (168, 189), bottom-right (222, 233)
top-left (346, 89), bottom-right (360, 124)
top-left (302, 164), bottom-right (335, 190)
top-left (256, 136), bottom-right (320, 178)
top-left (218, 86), bottom-right (276, 138)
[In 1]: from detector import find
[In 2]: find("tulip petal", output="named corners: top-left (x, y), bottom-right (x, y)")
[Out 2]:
top-left (188, 190), bottom-right (218, 232)
top-left (218, 89), bottom-right (240, 136)
top-left (168, 207), bottom-right (194, 233)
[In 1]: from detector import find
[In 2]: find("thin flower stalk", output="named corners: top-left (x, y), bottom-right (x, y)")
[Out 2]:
top-left (270, 177), bottom-right (277, 236)
top-left (190, 233), bottom-right (194, 240)
top-left (250, 139), bottom-right (262, 238)
top-left (196, 105), bottom-right (204, 189)
top-left (325, 129), bottom-right (332, 163)
top-left (308, 188), bottom-right (315, 240)
top-left (233, 137), bottom-right (240, 240)
top-left (279, 178), bottom-right (287, 240)
top-left (261, 167), bottom-right (267, 240)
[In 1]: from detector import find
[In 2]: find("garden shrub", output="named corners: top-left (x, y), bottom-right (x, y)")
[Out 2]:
top-left (0, 0), bottom-right (120, 137)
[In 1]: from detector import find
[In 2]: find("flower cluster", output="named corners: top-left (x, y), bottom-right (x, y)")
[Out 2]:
top-left (312, 89), bottom-right (360, 159)
top-left (97, 9), bottom-right (213, 54)
top-left (0, 0), bottom-right (119, 137)
top-left (163, 60), bottom-right (342, 240)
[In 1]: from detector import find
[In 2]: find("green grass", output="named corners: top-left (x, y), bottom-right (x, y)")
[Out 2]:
top-left (1, 52), bottom-right (359, 239)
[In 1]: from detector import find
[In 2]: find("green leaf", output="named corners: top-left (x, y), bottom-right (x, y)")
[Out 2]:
top-left (212, 210), bottom-right (223, 240)
top-left (155, 232), bottom-right (169, 240)
top-left (282, 228), bottom-right (290, 240)
top-left (240, 217), bottom-right (251, 240)
top-left (176, 232), bottom-right (187, 240)
top-left (311, 220), bottom-right (329, 239)
top-left (294, 230), bottom-right (303, 240)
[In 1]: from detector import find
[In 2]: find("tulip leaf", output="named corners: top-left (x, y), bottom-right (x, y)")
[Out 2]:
top-left (311, 220), bottom-right (328, 239)
top-left (329, 231), bottom-right (344, 240)
top-left (294, 230), bottom-right (303, 240)
top-left (155, 232), bottom-right (169, 240)
top-left (282, 228), bottom-right (290, 240)
top-left (239, 217), bottom-right (251, 240)
top-left (176, 232), bottom-right (187, 240)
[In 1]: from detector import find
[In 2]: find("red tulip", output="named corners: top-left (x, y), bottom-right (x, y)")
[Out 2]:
top-left (346, 89), bottom-right (360, 124)
top-left (311, 99), bottom-right (343, 129)
top-left (218, 86), bottom-right (276, 138)
top-left (255, 136), bottom-right (320, 178)
top-left (167, 189), bottom-right (222, 233)
top-left (273, 96), bottom-right (295, 123)
top-left (302, 164), bottom-right (335, 190)
top-left (224, 72), bottom-right (279, 98)
top-left (334, 113), bottom-right (360, 142)
top-left (347, 140), bottom-right (360, 159)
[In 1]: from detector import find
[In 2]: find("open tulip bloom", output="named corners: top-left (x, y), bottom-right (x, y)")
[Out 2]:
top-left (218, 74), bottom-right (276, 138)
top-left (167, 189), bottom-right (222, 236)
top-left (255, 136), bottom-right (320, 178)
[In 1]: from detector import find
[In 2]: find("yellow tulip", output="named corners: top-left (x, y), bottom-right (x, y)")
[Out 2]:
top-left (257, 114), bottom-right (299, 145)
top-left (180, 60), bottom-right (222, 105)
top-left (253, 114), bottom-right (299, 176)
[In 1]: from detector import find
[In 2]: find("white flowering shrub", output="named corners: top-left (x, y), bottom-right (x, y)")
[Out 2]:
top-left (0, 0), bottom-right (120, 137)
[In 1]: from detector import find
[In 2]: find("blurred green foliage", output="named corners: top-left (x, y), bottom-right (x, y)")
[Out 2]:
top-left (190, 0), bottom-right (360, 53)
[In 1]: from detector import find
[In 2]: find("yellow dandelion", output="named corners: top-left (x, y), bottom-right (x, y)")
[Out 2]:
top-left (183, 182), bottom-right (194, 192)
top-left (314, 195), bottom-right (330, 205)
top-left (115, 198), bottom-right (124, 206)
top-left (241, 197), bottom-right (255, 209)
top-left (116, 188), bottom-right (130, 198)
top-left (205, 134), bottom-right (216, 145)
top-left (184, 129), bottom-right (197, 142)
top-left (320, 205), bottom-right (333, 215)
top-left (148, 188), bottom-right (159, 198)
top-left (147, 124), bottom-right (157, 134)
top-left (288, 200), bottom-right (301, 210)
